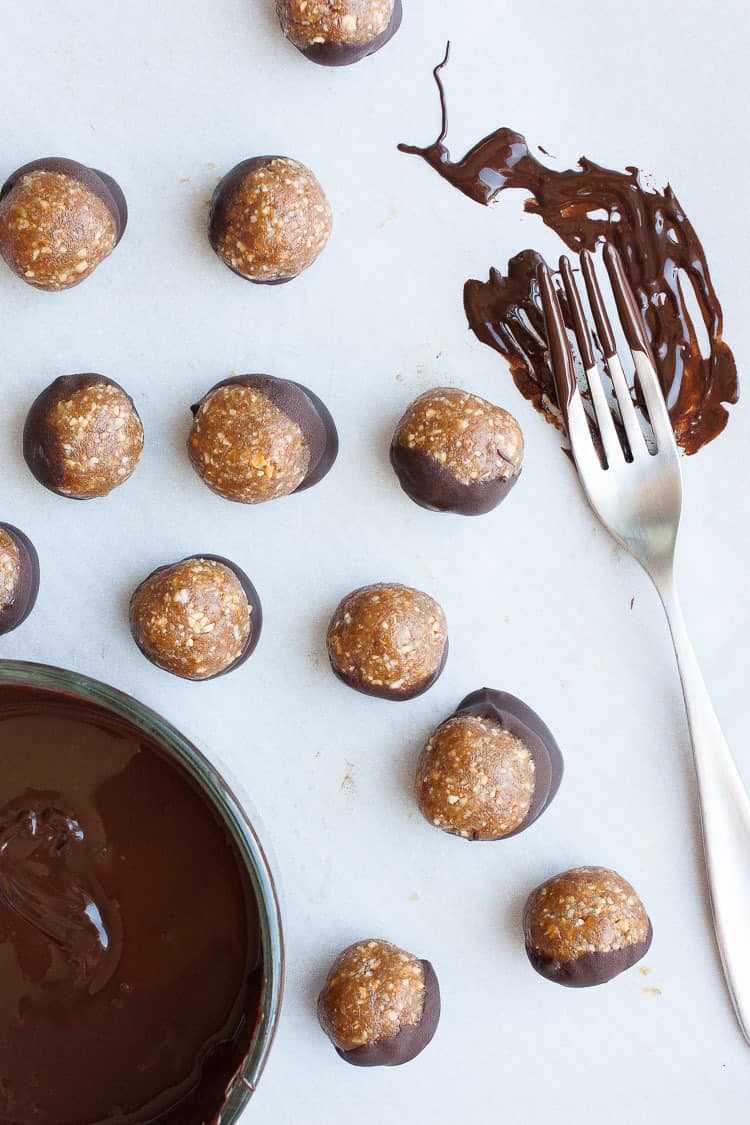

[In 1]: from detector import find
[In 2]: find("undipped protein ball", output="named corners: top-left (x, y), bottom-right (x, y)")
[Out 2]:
top-left (0, 524), bottom-right (39, 636)
top-left (208, 157), bottom-right (332, 284)
top-left (416, 688), bottom-right (563, 841)
top-left (23, 374), bottom-right (144, 499)
top-left (327, 583), bottom-right (448, 700)
top-left (188, 375), bottom-right (338, 504)
top-left (317, 939), bottom-right (440, 1067)
top-left (277, 0), bottom-right (402, 66)
top-left (391, 387), bottom-right (524, 515)
top-left (0, 158), bottom-right (127, 291)
top-left (129, 555), bottom-right (262, 681)
top-left (524, 866), bottom-right (653, 987)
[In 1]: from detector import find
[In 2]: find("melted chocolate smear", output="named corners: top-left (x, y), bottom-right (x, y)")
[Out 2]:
top-left (398, 47), bottom-right (738, 455)
top-left (0, 685), bottom-right (263, 1125)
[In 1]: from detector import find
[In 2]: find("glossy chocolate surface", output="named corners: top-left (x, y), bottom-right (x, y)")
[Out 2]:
top-left (399, 50), bottom-right (738, 454)
top-left (455, 689), bottom-right (563, 835)
top-left (390, 444), bottom-right (520, 516)
top-left (192, 375), bottom-right (338, 493)
top-left (0, 683), bottom-right (263, 1125)
top-left (525, 922), bottom-right (653, 989)
top-left (0, 525), bottom-right (39, 636)
top-left (338, 961), bottom-right (440, 1067)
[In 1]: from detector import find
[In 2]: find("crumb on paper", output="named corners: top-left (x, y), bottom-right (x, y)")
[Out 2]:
top-left (642, 987), bottom-right (662, 996)
top-left (640, 966), bottom-right (651, 976)
top-left (207, 162), bottom-right (216, 169)
top-left (630, 596), bottom-right (635, 610)
top-left (409, 892), bottom-right (420, 903)
top-left (341, 760), bottom-right (356, 797)
top-left (395, 371), bottom-right (404, 383)
top-left (179, 177), bottom-right (191, 184)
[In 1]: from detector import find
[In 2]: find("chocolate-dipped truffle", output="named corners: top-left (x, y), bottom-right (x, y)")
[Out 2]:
top-left (129, 555), bottom-right (261, 681)
top-left (416, 689), bottom-right (563, 840)
top-left (0, 524), bottom-right (39, 636)
top-left (277, 0), bottom-right (402, 66)
top-left (318, 939), bottom-right (440, 1067)
top-left (208, 157), bottom-right (332, 284)
top-left (524, 866), bottom-right (653, 987)
top-left (327, 583), bottom-right (448, 701)
top-left (188, 375), bottom-right (337, 504)
top-left (391, 387), bottom-right (524, 515)
top-left (23, 374), bottom-right (143, 500)
top-left (0, 158), bottom-right (126, 291)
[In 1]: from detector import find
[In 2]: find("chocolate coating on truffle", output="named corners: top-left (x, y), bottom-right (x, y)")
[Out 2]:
top-left (23, 374), bottom-right (144, 499)
top-left (317, 939), bottom-right (440, 1067)
top-left (0, 158), bottom-right (126, 291)
top-left (277, 0), bottom-right (402, 66)
top-left (391, 387), bottom-right (524, 516)
top-left (0, 524), bottom-right (40, 636)
top-left (188, 375), bottom-right (338, 504)
top-left (129, 555), bottom-right (262, 681)
top-left (524, 866), bottom-right (653, 988)
top-left (209, 157), bottom-right (332, 284)
top-left (416, 688), bottom-right (562, 840)
top-left (327, 583), bottom-right (448, 700)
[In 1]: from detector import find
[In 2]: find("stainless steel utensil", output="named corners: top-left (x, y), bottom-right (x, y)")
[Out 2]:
top-left (538, 244), bottom-right (750, 1043)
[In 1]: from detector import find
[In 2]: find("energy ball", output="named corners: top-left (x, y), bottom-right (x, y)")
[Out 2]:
top-left (327, 583), bottom-right (448, 701)
top-left (277, 0), bottom-right (402, 66)
top-left (208, 157), bottom-right (332, 284)
top-left (188, 375), bottom-right (338, 504)
top-left (23, 374), bottom-right (144, 500)
top-left (317, 939), bottom-right (440, 1067)
top-left (524, 866), bottom-right (653, 988)
top-left (129, 555), bottom-right (262, 681)
top-left (416, 688), bottom-right (563, 841)
top-left (391, 387), bottom-right (524, 516)
top-left (0, 158), bottom-right (127, 291)
top-left (0, 524), bottom-right (39, 636)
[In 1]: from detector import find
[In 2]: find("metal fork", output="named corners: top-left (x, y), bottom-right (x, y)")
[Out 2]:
top-left (538, 245), bottom-right (750, 1043)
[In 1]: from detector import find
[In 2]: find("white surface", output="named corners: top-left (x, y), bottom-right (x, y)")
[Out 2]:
top-left (1, 1), bottom-right (749, 1120)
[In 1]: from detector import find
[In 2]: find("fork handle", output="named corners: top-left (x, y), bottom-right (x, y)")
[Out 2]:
top-left (655, 569), bottom-right (750, 1045)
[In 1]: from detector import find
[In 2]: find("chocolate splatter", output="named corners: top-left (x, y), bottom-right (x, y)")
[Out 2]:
top-left (399, 47), bottom-right (738, 454)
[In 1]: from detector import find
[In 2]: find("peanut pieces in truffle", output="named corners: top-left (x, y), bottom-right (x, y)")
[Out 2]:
top-left (0, 524), bottom-right (39, 636)
top-left (327, 583), bottom-right (448, 700)
top-left (188, 375), bottom-right (338, 504)
top-left (391, 387), bottom-right (524, 515)
top-left (317, 939), bottom-right (440, 1066)
top-left (129, 556), bottom-right (262, 680)
top-left (277, 0), bottom-right (402, 66)
top-left (0, 159), bottom-right (126, 291)
top-left (209, 157), bottom-right (332, 283)
top-left (524, 866), bottom-right (653, 987)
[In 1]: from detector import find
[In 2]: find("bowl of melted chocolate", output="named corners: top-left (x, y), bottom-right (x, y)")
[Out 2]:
top-left (0, 661), bottom-right (283, 1125)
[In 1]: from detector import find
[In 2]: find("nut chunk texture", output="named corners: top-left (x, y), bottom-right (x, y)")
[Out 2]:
top-left (129, 556), bottom-right (261, 681)
top-left (0, 524), bottom-right (40, 636)
top-left (23, 374), bottom-right (143, 500)
top-left (523, 866), bottom-right (653, 988)
top-left (317, 939), bottom-right (440, 1067)
top-left (277, 0), bottom-right (402, 65)
top-left (209, 157), bottom-right (332, 283)
top-left (327, 583), bottom-right (448, 700)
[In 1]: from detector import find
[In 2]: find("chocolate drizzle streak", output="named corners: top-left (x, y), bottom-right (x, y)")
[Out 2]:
top-left (399, 48), bottom-right (738, 454)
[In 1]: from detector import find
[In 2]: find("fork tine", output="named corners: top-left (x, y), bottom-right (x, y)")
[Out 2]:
top-left (603, 244), bottom-right (676, 453)
top-left (580, 250), bottom-right (648, 457)
top-left (559, 255), bottom-right (622, 467)
top-left (537, 261), bottom-right (602, 478)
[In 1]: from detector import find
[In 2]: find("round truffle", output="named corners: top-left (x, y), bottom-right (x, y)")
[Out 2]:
top-left (188, 375), bottom-right (338, 504)
top-left (0, 524), bottom-right (40, 636)
top-left (327, 583), bottom-right (448, 701)
top-left (23, 374), bottom-right (144, 499)
top-left (416, 688), bottom-right (563, 840)
top-left (390, 387), bottom-right (524, 516)
top-left (524, 866), bottom-right (653, 987)
top-left (317, 939), bottom-right (440, 1067)
top-left (0, 158), bottom-right (127, 291)
top-left (129, 555), bottom-right (262, 681)
top-left (208, 157), bottom-right (332, 284)
top-left (277, 0), bottom-right (402, 66)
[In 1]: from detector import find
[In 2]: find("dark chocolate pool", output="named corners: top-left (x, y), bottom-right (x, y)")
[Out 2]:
top-left (0, 663), bottom-right (283, 1125)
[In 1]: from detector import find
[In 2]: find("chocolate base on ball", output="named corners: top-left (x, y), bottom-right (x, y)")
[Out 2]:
top-left (0, 158), bottom-right (126, 291)
top-left (338, 962), bottom-right (440, 1067)
top-left (129, 555), bottom-right (262, 681)
top-left (0, 524), bottom-right (40, 635)
top-left (277, 0), bottom-right (403, 67)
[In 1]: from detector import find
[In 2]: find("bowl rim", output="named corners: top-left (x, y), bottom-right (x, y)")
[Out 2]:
top-left (0, 658), bottom-right (285, 1119)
